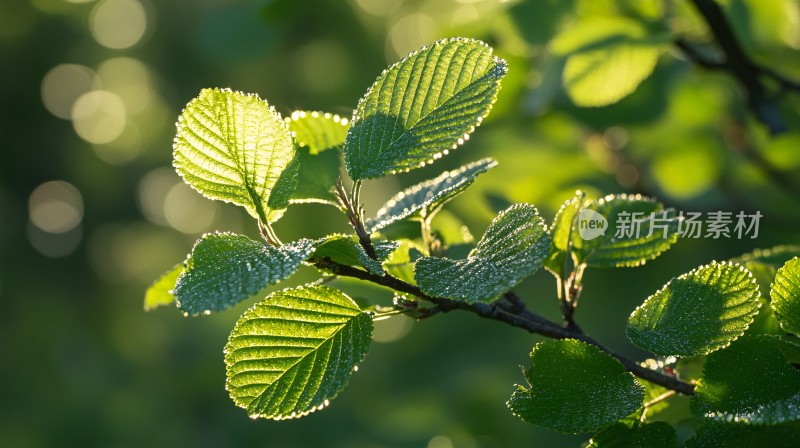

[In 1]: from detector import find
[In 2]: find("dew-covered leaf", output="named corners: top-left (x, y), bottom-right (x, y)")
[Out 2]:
top-left (507, 339), bottom-right (645, 433)
top-left (286, 110), bottom-right (349, 155)
top-left (174, 233), bottom-right (316, 316)
top-left (691, 335), bottom-right (800, 425)
top-left (312, 234), bottom-right (398, 276)
top-left (771, 257), bottom-right (800, 335)
top-left (344, 38), bottom-right (507, 180)
top-left (144, 264), bottom-right (183, 311)
top-left (414, 204), bottom-right (550, 303)
top-left (732, 245), bottom-right (800, 296)
top-left (367, 158), bottom-right (497, 232)
top-left (685, 421), bottom-right (800, 448)
top-left (571, 194), bottom-right (679, 268)
top-left (587, 418), bottom-right (675, 448)
top-left (551, 17), bottom-right (668, 107)
top-left (173, 88), bottom-right (297, 222)
top-left (627, 261), bottom-right (761, 357)
top-left (225, 285), bottom-right (372, 420)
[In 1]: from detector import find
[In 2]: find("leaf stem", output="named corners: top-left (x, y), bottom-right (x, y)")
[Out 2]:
top-left (335, 177), bottom-right (378, 259)
top-left (312, 257), bottom-right (696, 396)
top-left (258, 219), bottom-right (282, 246)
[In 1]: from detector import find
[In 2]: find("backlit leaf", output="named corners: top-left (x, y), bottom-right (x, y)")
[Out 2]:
top-left (173, 88), bottom-right (297, 222)
top-left (344, 38), bottom-right (507, 179)
top-left (414, 204), bottom-right (550, 303)
top-left (627, 261), bottom-right (761, 357)
top-left (771, 257), bottom-right (800, 335)
top-left (225, 285), bottom-right (372, 419)
top-left (144, 264), bottom-right (183, 311)
top-left (286, 110), bottom-right (349, 155)
top-left (312, 234), bottom-right (398, 276)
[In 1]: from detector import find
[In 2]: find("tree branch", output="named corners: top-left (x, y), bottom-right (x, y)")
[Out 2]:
top-left (313, 257), bottom-right (696, 396)
top-left (679, 0), bottom-right (799, 135)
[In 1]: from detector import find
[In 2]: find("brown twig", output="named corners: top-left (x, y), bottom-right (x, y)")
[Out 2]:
top-left (313, 257), bottom-right (696, 396)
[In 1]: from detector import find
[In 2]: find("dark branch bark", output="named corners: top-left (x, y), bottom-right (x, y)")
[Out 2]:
top-left (313, 257), bottom-right (696, 396)
top-left (681, 0), bottom-right (796, 135)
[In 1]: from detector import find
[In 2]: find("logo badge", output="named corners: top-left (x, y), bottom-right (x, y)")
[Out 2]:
top-left (577, 209), bottom-right (608, 240)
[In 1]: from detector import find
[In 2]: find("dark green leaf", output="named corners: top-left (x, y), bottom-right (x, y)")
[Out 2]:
top-left (344, 38), bottom-right (507, 179)
top-left (174, 233), bottom-right (316, 316)
top-left (367, 158), bottom-right (497, 232)
top-left (173, 88), bottom-right (297, 222)
top-left (507, 339), bottom-right (645, 433)
top-left (685, 421), bottom-right (800, 448)
top-left (691, 335), bottom-right (800, 425)
top-left (291, 145), bottom-right (340, 205)
top-left (587, 418), bottom-right (675, 448)
top-left (572, 194), bottom-right (679, 268)
top-left (144, 264), bottom-right (183, 311)
top-left (543, 191), bottom-right (584, 274)
top-left (771, 257), bottom-right (800, 335)
top-left (414, 204), bottom-right (550, 303)
top-left (225, 285), bottom-right (372, 419)
top-left (627, 261), bottom-right (761, 357)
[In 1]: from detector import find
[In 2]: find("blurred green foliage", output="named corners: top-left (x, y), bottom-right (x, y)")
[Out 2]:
top-left (1, 0), bottom-right (799, 446)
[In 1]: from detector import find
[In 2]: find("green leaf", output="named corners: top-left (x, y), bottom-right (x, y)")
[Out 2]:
top-left (291, 145), bottom-right (340, 205)
top-left (312, 234), bottom-right (398, 276)
top-left (691, 335), bottom-right (800, 425)
top-left (286, 110), bottom-right (349, 155)
top-left (543, 191), bottom-right (584, 274)
top-left (572, 194), bottom-right (679, 268)
top-left (551, 17), bottom-right (668, 107)
top-left (414, 204), bottom-right (550, 303)
top-left (367, 158), bottom-right (497, 232)
top-left (174, 233), bottom-right (316, 316)
top-left (685, 421), bottom-right (800, 448)
top-left (173, 88), bottom-right (297, 222)
top-left (286, 111), bottom-right (348, 205)
top-left (225, 285), bottom-right (372, 420)
top-left (627, 261), bottom-right (761, 357)
top-left (732, 245), bottom-right (800, 296)
top-left (507, 339), bottom-right (645, 433)
top-left (771, 257), bottom-right (800, 335)
top-left (144, 264), bottom-right (183, 311)
top-left (587, 418), bottom-right (675, 448)
top-left (383, 239), bottom-right (425, 284)
top-left (344, 38), bottom-right (507, 180)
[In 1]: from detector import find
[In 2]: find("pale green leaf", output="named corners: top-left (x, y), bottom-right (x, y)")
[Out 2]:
top-left (344, 38), bottom-right (507, 180)
top-left (144, 264), bottom-right (183, 311)
top-left (507, 339), bottom-right (645, 433)
top-left (173, 88), bottom-right (297, 222)
top-left (685, 421), bottom-right (800, 448)
top-left (312, 234), bottom-right (398, 276)
top-left (691, 335), bottom-right (800, 425)
top-left (225, 285), bottom-right (372, 420)
top-left (572, 194), bottom-right (680, 268)
top-left (174, 233), bottom-right (316, 316)
top-left (367, 158), bottom-right (497, 232)
top-left (383, 239), bottom-right (425, 284)
top-left (286, 110), bottom-right (348, 205)
top-left (627, 261), bottom-right (761, 357)
top-left (414, 204), bottom-right (550, 303)
top-left (543, 191), bottom-right (584, 274)
top-left (552, 17), bottom-right (667, 107)
top-left (771, 257), bottom-right (800, 335)
top-left (587, 418), bottom-right (675, 448)
top-left (286, 110), bottom-right (349, 155)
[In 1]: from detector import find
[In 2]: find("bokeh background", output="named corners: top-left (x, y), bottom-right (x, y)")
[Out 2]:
top-left (2, 0), bottom-right (799, 447)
